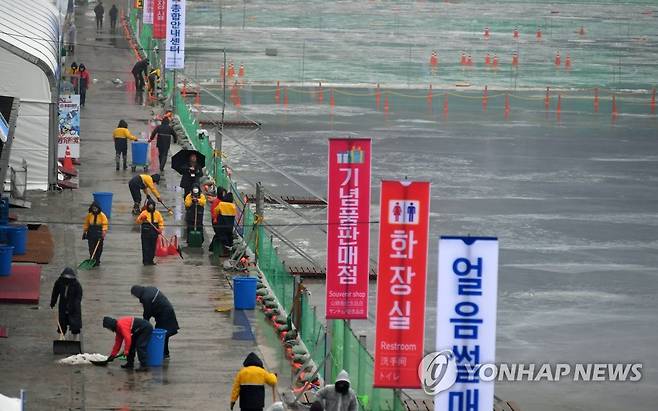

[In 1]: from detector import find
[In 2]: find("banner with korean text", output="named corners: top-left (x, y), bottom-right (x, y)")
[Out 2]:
top-left (165, 0), bottom-right (185, 69)
top-left (436, 237), bottom-right (499, 411)
top-left (143, 0), bottom-right (153, 24)
top-left (152, 0), bottom-right (167, 39)
top-left (326, 138), bottom-right (371, 319)
top-left (374, 180), bottom-right (431, 388)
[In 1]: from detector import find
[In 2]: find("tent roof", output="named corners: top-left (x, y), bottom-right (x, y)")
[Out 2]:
top-left (0, 0), bottom-right (59, 86)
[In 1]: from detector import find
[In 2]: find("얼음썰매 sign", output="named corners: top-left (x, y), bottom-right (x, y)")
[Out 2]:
top-left (325, 138), bottom-right (371, 319)
top-left (374, 180), bottom-right (431, 388)
top-left (435, 236), bottom-right (499, 411)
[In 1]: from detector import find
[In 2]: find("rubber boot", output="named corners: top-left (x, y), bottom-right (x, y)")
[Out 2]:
top-left (123, 157), bottom-right (127, 170)
top-left (132, 203), bottom-right (141, 215)
top-left (116, 160), bottom-right (120, 171)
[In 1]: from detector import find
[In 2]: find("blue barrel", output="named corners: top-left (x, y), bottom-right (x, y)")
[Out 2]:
top-left (0, 225), bottom-right (10, 244)
top-left (146, 328), bottom-right (167, 367)
top-left (0, 245), bottom-right (14, 276)
top-left (233, 276), bottom-right (258, 309)
top-left (6, 225), bottom-right (27, 255)
top-left (132, 141), bottom-right (149, 166)
top-left (92, 192), bottom-right (113, 219)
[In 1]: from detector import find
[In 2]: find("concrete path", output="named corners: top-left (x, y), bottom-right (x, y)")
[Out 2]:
top-left (0, 3), bottom-right (266, 409)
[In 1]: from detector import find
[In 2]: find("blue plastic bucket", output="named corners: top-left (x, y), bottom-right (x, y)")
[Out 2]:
top-left (146, 328), bottom-right (167, 367)
top-left (0, 225), bottom-right (10, 244)
top-left (0, 245), bottom-right (14, 276)
top-left (132, 141), bottom-right (148, 166)
top-left (92, 192), bottom-right (113, 220)
top-left (233, 276), bottom-right (258, 309)
top-left (6, 225), bottom-right (27, 255)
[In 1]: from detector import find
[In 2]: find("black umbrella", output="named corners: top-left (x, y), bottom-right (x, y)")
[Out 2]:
top-left (171, 149), bottom-right (205, 174)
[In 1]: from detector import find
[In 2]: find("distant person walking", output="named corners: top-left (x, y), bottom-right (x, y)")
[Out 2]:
top-left (94, 1), bottom-right (104, 30)
top-left (109, 4), bottom-right (118, 31)
top-left (131, 58), bottom-right (149, 91)
top-left (112, 119), bottom-right (138, 170)
top-left (78, 64), bottom-right (90, 107)
top-left (149, 117), bottom-right (177, 173)
top-left (50, 267), bottom-right (83, 340)
top-left (66, 22), bottom-right (76, 55)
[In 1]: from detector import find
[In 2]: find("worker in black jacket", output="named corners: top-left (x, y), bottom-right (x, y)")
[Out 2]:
top-left (149, 117), bottom-right (177, 173)
top-left (131, 58), bottom-right (149, 91)
top-left (130, 285), bottom-right (180, 358)
top-left (50, 267), bottom-right (83, 339)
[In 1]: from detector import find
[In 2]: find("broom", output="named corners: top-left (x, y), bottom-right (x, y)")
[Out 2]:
top-left (78, 239), bottom-right (101, 270)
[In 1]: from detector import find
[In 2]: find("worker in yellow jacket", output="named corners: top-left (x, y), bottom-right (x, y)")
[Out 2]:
top-left (113, 119), bottom-right (139, 171)
top-left (135, 199), bottom-right (164, 266)
top-left (184, 185), bottom-right (206, 243)
top-left (211, 192), bottom-right (237, 255)
top-left (82, 201), bottom-right (109, 266)
top-left (129, 174), bottom-right (161, 215)
top-left (231, 352), bottom-right (277, 411)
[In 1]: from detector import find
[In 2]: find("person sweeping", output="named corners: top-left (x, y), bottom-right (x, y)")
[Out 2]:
top-left (184, 184), bottom-right (206, 244)
top-left (128, 173), bottom-right (161, 215)
top-left (102, 316), bottom-right (153, 372)
top-left (112, 119), bottom-right (138, 171)
top-left (82, 201), bottom-right (108, 266)
top-left (230, 352), bottom-right (278, 411)
top-left (135, 199), bottom-right (164, 266)
top-left (50, 267), bottom-right (83, 340)
top-left (130, 285), bottom-right (179, 359)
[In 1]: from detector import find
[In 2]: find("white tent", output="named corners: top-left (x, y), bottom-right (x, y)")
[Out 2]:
top-left (0, 0), bottom-right (60, 190)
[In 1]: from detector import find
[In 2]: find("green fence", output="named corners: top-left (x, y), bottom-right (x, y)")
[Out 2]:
top-left (130, 5), bottom-right (402, 409)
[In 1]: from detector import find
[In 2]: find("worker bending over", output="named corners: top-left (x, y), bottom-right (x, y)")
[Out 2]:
top-left (128, 173), bottom-right (161, 215)
top-left (103, 316), bottom-right (153, 372)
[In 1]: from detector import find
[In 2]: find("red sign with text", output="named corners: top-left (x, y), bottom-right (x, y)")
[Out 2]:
top-left (326, 138), bottom-right (371, 319)
top-left (374, 180), bottom-right (431, 388)
top-left (153, 0), bottom-right (167, 39)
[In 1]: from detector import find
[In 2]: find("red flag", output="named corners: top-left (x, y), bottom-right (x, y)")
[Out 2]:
top-left (326, 138), bottom-right (371, 319)
top-left (153, 0), bottom-right (167, 39)
top-left (374, 180), bottom-right (431, 388)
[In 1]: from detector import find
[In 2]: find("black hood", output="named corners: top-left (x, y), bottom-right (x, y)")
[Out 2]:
top-left (60, 267), bottom-right (77, 279)
top-left (146, 198), bottom-right (156, 211)
top-left (243, 352), bottom-right (264, 368)
top-left (223, 192), bottom-right (234, 202)
top-left (89, 200), bottom-right (102, 214)
top-left (102, 316), bottom-right (117, 331)
top-left (131, 285), bottom-right (145, 298)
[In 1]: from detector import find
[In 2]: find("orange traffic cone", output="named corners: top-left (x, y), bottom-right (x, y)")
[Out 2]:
top-left (62, 145), bottom-right (76, 173)
top-left (238, 64), bottom-right (245, 78)
top-left (485, 53), bottom-right (491, 66)
top-left (556, 94), bottom-right (562, 120)
top-left (228, 62), bottom-right (235, 78)
top-left (512, 52), bottom-right (519, 67)
top-left (545, 87), bottom-right (550, 110)
top-left (594, 88), bottom-right (599, 113)
top-left (430, 51), bottom-right (438, 67)
top-left (650, 88), bottom-right (656, 114)
top-left (492, 54), bottom-right (499, 70)
top-left (283, 87), bottom-right (288, 108)
top-left (504, 94), bottom-right (510, 119)
top-left (275, 81), bottom-right (281, 104)
top-left (482, 85), bottom-right (488, 112)
top-left (460, 52), bottom-right (467, 66)
top-left (555, 51), bottom-right (561, 68)
top-left (375, 84), bottom-right (381, 110)
top-left (467, 55), bottom-right (473, 66)
top-left (536, 28), bottom-right (542, 39)
top-left (565, 53), bottom-right (572, 70)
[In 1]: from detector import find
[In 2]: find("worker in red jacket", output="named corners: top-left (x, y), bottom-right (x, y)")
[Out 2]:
top-left (102, 316), bottom-right (153, 371)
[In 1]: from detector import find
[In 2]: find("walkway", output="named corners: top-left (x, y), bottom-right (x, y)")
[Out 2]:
top-left (0, 3), bottom-right (264, 409)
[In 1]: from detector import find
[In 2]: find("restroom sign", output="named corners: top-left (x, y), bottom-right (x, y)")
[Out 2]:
top-left (389, 200), bottom-right (419, 224)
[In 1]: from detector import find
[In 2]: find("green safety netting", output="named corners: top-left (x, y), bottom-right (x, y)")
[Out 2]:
top-left (130, 5), bottom-right (403, 409)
